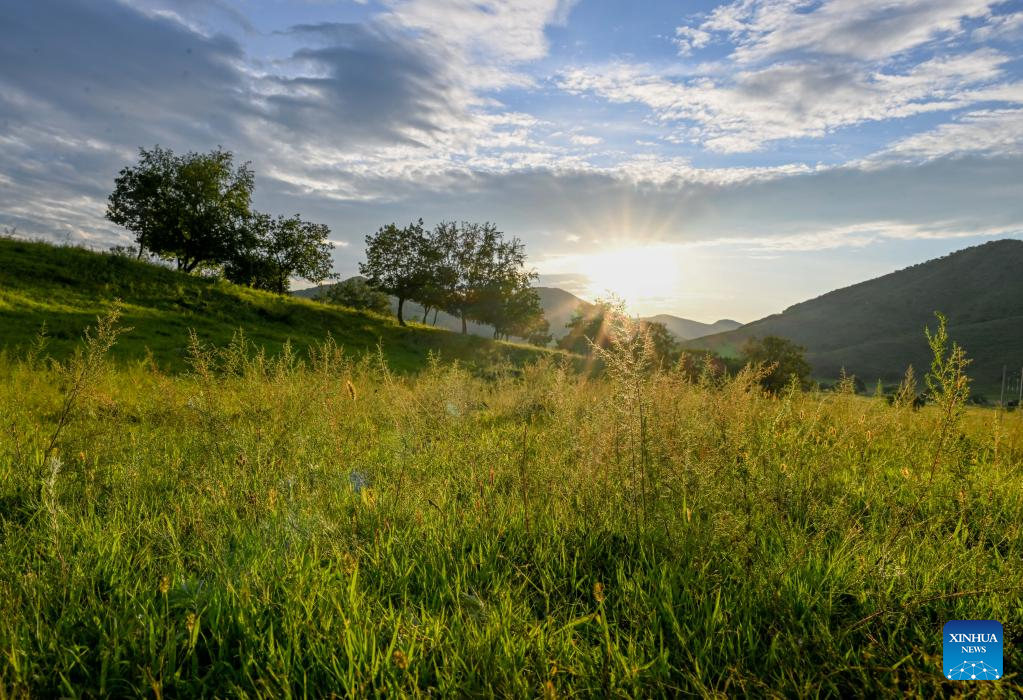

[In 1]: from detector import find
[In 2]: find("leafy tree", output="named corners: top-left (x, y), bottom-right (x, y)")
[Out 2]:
top-left (473, 246), bottom-right (543, 341)
top-left (359, 220), bottom-right (433, 325)
top-left (478, 281), bottom-right (548, 342)
top-left (675, 350), bottom-right (728, 383)
top-left (323, 277), bottom-right (391, 314)
top-left (519, 315), bottom-right (553, 347)
top-left (107, 146), bottom-right (254, 272)
top-left (224, 213), bottom-right (335, 294)
top-left (432, 221), bottom-right (532, 335)
top-left (741, 335), bottom-right (811, 393)
top-left (641, 320), bottom-right (680, 367)
top-left (559, 301), bottom-right (678, 365)
top-left (558, 304), bottom-right (609, 355)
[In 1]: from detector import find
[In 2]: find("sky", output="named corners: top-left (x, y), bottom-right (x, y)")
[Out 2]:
top-left (2, 0), bottom-right (1023, 322)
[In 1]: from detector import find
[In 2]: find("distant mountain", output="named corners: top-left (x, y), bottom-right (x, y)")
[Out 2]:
top-left (685, 239), bottom-right (1023, 394)
top-left (645, 314), bottom-right (742, 341)
top-left (535, 287), bottom-right (592, 340)
top-left (296, 281), bottom-right (740, 343)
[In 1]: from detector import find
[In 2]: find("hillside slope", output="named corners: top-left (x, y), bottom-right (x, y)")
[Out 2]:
top-left (686, 239), bottom-right (1023, 393)
top-left (0, 238), bottom-right (562, 372)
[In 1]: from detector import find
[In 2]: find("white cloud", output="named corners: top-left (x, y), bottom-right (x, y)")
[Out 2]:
top-left (569, 134), bottom-right (603, 146)
top-left (559, 49), bottom-right (1014, 152)
top-left (379, 0), bottom-right (578, 88)
top-left (551, 1), bottom-right (1017, 153)
top-left (674, 26), bottom-right (711, 56)
top-left (874, 108), bottom-right (1023, 160)
top-left (683, 0), bottom-right (1001, 62)
top-left (972, 10), bottom-right (1023, 40)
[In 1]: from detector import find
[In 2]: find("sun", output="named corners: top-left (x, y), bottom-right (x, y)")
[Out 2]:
top-left (539, 242), bottom-right (686, 313)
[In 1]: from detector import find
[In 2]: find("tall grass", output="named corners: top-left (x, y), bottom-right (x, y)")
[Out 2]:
top-left (0, 310), bottom-right (1021, 697)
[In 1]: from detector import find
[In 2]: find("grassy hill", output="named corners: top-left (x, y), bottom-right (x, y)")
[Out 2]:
top-left (0, 237), bottom-right (564, 372)
top-left (686, 239), bottom-right (1023, 395)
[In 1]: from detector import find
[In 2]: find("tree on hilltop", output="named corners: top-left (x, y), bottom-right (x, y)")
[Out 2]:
top-left (431, 221), bottom-right (537, 335)
top-left (224, 213), bottom-right (336, 294)
top-left (323, 277), bottom-right (391, 314)
top-left (359, 219), bottom-right (434, 325)
top-left (107, 146), bottom-right (336, 294)
top-left (107, 146), bottom-right (253, 272)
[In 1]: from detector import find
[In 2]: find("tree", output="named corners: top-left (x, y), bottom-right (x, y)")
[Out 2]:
top-left (741, 335), bottom-right (811, 393)
top-left (558, 303), bottom-right (612, 355)
top-left (323, 277), bottom-right (391, 314)
top-left (640, 320), bottom-right (679, 367)
top-left (558, 301), bottom-right (677, 365)
top-left (224, 213), bottom-right (335, 294)
top-left (431, 221), bottom-right (534, 335)
top-left (106, 146), bottom-right (254, 272)
top-left (359, 219), bottom-right (433, 326)
top-left (478, 280), bottom-right (548, 342)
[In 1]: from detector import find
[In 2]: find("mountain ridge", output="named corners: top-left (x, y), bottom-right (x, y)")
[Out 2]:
top-left (685, 238), bottom-right (1023, 394)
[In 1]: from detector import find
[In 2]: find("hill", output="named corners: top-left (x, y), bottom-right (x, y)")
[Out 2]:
top-left (686, 239), bottom-right (1023, 395)
top-left (0, 238), bottom-right (563, 372)
top-left (645, 314), bottom-right (742, 341)
top-left (299, 281), bottom-right (739, 342)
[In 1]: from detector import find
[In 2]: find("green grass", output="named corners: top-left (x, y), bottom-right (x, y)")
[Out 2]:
top-left (0, 237), bottom-right (561, 374)
top-left (1, 311), bottom-right (1021, 697)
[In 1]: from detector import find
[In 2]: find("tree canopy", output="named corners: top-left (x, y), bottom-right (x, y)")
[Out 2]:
top-left (224, 213), bottom-right (335, 294)
top-left (360, 219), bottom-right (544, 338)
top-left (559, 300), bottom-right (678, 366)
top-left (107, 146), bottom-right (334, 293)
top-left (359, 220), bottom-right (434, 325)
top-left (107, 146), bottom-right (253, 273)
top-left (741, 335), bottom-right (812, 392)
top-left (322, 277), bottom-right (391, 315)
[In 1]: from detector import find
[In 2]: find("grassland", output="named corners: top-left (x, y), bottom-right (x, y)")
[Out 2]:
top-left (0, 237), bottom-right (558, 374)
top-left (1, 307), bottom-right (1021, 697)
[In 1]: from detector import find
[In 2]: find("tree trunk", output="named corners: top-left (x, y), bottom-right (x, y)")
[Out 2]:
top-left (432, 309), bottom-right (439, 325)
top-left (461, 313), bottom-right (467, 335)
top-left (422, 306), bottom-right (430, 324)
top-left (397, 297), bottom-right (406, 326)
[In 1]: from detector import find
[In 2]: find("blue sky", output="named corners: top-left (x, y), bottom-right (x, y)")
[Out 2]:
top-left (2, 0), bottom-right (1023, 321)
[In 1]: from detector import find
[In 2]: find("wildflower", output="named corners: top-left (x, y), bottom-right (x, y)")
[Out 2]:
top-left (543, 680), bottom-right (557, 700)
top-left (159, 575), bottom-right (170, 595)
top-left (346, 379), bottom-right (357, 401)
top-left (392, 649), bottom-right (408, 670)
top-left (593, 581), bottom-right (605, 604)
top-left (186, 612), bottom-right (196, 635)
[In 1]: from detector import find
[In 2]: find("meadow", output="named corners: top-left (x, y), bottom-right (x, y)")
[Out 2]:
top-left (1, 309), bottom-right (1022, 698)
top-left (0, 238), bottom-right (556, 374)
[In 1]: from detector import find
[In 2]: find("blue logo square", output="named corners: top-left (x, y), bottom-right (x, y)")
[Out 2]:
top-left (943, 620), bottom-right (1003, 680)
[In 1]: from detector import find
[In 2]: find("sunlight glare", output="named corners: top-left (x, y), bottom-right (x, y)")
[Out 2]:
top-left (541, 243), bottom-right (686, 312)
